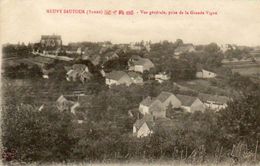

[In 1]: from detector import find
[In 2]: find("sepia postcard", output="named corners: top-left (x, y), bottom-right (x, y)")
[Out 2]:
top-left (0, 0), bottom-right (260, 165)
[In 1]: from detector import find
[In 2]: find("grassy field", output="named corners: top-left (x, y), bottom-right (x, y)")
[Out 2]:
top-left (6, 160), bottom-right (260, 166)
top-left (177, 79), bottom-right (235, 96)
top-left (232, 67), bottom-right (260, 77)
top-left (222, 59), bottom-right (260, 77)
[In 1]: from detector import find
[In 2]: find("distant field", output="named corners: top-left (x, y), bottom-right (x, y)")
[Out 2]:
top-left (222, 59), bottom-right (260, 77)
top-left (2, 56), bottom-right (54, 68)
top-left (232, 67), bottom-right (260, 77)
top-left (177, 79), bottom-right (235, 96)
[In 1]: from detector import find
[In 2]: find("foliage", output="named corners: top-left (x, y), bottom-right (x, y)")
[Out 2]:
top-left (218, 92), bottom-right (260, 149)
top-left (3, 63), bottom-right (43, 79)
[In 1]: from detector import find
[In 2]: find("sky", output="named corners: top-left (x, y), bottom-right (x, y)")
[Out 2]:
top-left (1, 0), bottom-right (260, 46)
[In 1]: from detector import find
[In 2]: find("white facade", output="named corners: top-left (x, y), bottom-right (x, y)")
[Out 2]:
top-left (181, 106), bottom-right (191, 112)
top-left (71, 102), bottom-right (80, 114)
top-left (204, 102), bottom-right (227, 111)
top-left (134, 65), bottom-right (144, 73)
top-left (134, 123), bottom-right (152, 138)
top-left (196, 70), bottom-right (217, 78)
top-left (43, 74), bottom-right (49, 79)
top-left (155, 73), bottom-right (170, 83)
top-left (139, 104), bottom-right (150, 114)
top-left (105, 78), bottom-right (119, 86)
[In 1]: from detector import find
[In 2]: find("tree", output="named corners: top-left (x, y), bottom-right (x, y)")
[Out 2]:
top-left (175, 39), bottom-right (183, 47)
top-left (218, 92), bottom-right (260, 149)
top-left (2, 103), bottom-right (76, 162)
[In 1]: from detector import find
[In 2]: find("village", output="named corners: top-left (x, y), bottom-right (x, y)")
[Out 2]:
top-left (2, 34), bottom-right (260, 164)
top-left (3, 34), bottom-right (260, 139)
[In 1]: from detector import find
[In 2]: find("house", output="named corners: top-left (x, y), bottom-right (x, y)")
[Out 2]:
top-left (138, 97), bottom-right (165, 118)
top-left (66, 70), bottom-right (78, 81)
top-left (56, 95), bottom-right (80, 114)
top-left (72, 64), bottom-right (89, 72)
top-left (103, 52), bottom-right (119, 61)
top-left (139, 96), bottom-right (154, 114)
top-left (128, 56), bottom-right (154, 73)
top-left (128, 72), bottom-right (143, 84)
top-left (149, 102), bottom-right (166, 119)
top-left (155, 72), bottom-right (170, 83)
top-left (79, 71), bottom-right (92, 83)
top-left (105, 70), bottom-right (133, 87)
top-left (42, 68), bottom-right (55, 79)
top-left (139, 91), bottom-right (182, 118)
top-left (176, 94), bottom-right (206, 113)
top-left (196, 69), bottom-right (217, 79)
top-left (66, 47), bottom-right (83, 55)
top-left (82, 54), bottom-right (101, 66)
top-left (139, 97), bottom-right (158, 114)
top-left (56, 94), bottom-right (93, 114)
top-left (66, 64), bottom-right (92, 83)
top-left (198, 93), bottom-right (230, 111)
top-left (133, 114), bottom-right (154, 138)
top-left (174, 44), bottom-right (195, 55)
top-left (156, 91), bottom-right (181, 110)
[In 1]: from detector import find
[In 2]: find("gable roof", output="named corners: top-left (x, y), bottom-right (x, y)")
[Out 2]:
top-left (156, 91), bottom-right (174, 103)
top-left (150, 101), bottom-right (164, 113)
top-left (105, 71), bottom-right (128, 81)
top-left (57, 95), bottom-right (68, 103)
top-left (56, 95), bottom-right (77, 108)
top-left (80, 71), bottom-right (92, 78)
top-left (72, 64), bottom-right (87, 72)
top-left (134, 114), bottom-right (154, 130)
top-left (67, 69), bottom-right (78, 77)
top-left (176, 94), bottom-right (197, 106)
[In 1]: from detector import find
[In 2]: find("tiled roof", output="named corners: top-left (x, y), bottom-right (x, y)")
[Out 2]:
top-left (67, 69), bottom-right (78, 78)
top-left (80, 71), bottom-right (92, 79)
top-left (57, 95), bottom-right (68, 103)
top-left (176, 94), bottom-right (197, 106)
top-left (150, 101), bottom-right (164, 112)
top-left (72, 64), bottom-right (87, 72)
top-left (134, 114), bottom-right (154, 130)
top-left (156, 91), bottom-right (173, 103)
